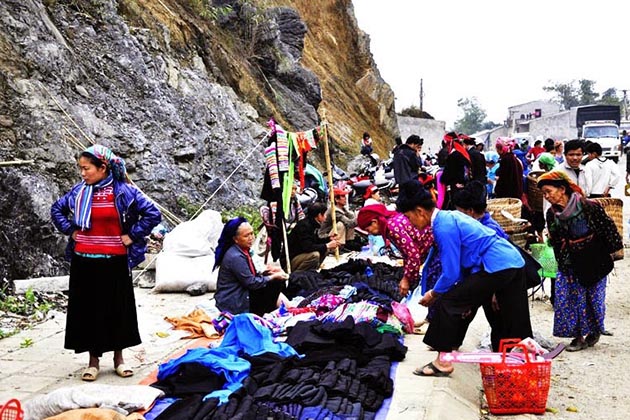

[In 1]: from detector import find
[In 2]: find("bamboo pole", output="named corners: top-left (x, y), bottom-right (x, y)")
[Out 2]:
top-left (321, 108), bottom-right (339, 260)
top-left (0, 159), bottom-right (34, 167)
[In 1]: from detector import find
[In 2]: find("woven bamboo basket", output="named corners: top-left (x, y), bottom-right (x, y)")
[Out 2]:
top-left (487, 198), bottom-right (523, 230)
top-left (592, 197), bottom-right (624, 260)
top-left (526, 171), bottom-right (545, 213)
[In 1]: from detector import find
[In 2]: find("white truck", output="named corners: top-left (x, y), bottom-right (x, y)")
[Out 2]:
top-left (576, 105), bottom-right (622, 162)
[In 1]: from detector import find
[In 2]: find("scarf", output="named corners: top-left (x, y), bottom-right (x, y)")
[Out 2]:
top-left (85, 144), bottom-right (127, 181)
top-left (214, 217), bottom-right (247, 270)
top-left (444, 133), bottom-right (471, 163)
top-left (554, 192), bottom-right (581, 221)
top-left (357, 204), bottom-right (397, 238)
top-left (74, 174), bottom-right (114, 230)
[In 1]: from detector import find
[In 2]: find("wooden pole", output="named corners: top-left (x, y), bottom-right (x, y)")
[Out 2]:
top-left (282, 218), bottom-right (291, 274)
top-left (0, 160), bottom-right (34, 167)
top-left (321, 108), bottom-right (339, 260)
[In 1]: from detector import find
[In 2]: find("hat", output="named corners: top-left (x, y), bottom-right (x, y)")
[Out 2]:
top-left (333, 187), bottom-right (350, 196)
top-left (363, 184), bottom-right (378, 199)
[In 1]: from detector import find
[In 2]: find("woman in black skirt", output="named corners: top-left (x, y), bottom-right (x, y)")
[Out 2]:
top-left (51, 145), bottom-right (161, 381)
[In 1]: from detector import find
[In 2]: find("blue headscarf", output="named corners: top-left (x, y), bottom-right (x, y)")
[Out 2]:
top-left (74, 144), bottom-right (126, 231)
top-left (214, 217), bottom-right (248, 270)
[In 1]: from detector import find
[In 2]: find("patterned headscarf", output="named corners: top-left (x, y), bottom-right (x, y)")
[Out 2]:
top-left (536, 170), bottom-right (584, 197)
top-left (85, 144), bottom-right (127, 181)
top-left (214, 217), bottom-right (248, 270)
top-left (74, 144), bottom-right (126, 230)
top-left (495, 137), bottom-right (517, 154)
top-left (357, 204), bottom-right (397, 238)
top-left (484, 151), bottom-right (499, 164)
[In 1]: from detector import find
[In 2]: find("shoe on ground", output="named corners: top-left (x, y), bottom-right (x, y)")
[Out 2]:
top-left (566, 337), bottom-right (588, 352)
top-left (585, 333), bottom-right (600, 347)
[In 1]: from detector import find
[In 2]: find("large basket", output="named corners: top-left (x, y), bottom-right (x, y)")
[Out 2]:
top-left (480, 340), bottom-right (552, 415)
top-left (530, 243), bottom-right (557, 278)
top-left (0, 399), bottom-right (24, 420)
top-left (526, 171), bottom-right (545, 213)
top-left (487, 198), bottom-right (523, 232)
top-left (592, 197), bottom-right (624, 260)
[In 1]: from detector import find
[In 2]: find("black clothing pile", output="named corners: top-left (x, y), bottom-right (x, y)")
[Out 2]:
top-left (153, 318), bottom-right (407, 420)
top-left (286, 259), bottom-right (403, 302)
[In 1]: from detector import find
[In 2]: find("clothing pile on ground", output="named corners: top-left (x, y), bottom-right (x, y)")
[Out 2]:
top-left (25, 259), bottom-right (408, 420)
top-left (146, 258), bottom-right (408, 420)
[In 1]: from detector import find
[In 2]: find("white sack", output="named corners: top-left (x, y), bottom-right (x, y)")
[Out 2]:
top-left (23, 384), bottom-right (163, 420)
top-left (162, 210), bottom-right (223, 257)
top-left (153, 253), bottom-right (218, 293)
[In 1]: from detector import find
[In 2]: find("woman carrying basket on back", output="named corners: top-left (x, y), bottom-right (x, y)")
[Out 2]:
top-left (537, 171), bottom-right (622, 351)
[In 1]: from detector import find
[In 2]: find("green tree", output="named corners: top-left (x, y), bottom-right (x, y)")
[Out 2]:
top-left (600, 88), bottom-right (622, 106)
top-left (543, 81), bottom-right (579, 110)
top-left (454, 97), bottom-right (487, 134)
top-left (578, 79), bottom-right (599, 105)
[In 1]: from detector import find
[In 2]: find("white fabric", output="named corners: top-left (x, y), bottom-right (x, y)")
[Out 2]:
top-left (23, 384), bottom-right (163, 420)
top-left (557, 162), bottom-right (587, 192)
top-left (584, 157), bottom-right (621, 196)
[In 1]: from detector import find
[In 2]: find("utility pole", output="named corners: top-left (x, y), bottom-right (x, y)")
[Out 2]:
top-left (419, 78), bottom-right (424, 113)
top-left (623, 89), bottom-right (628, 120)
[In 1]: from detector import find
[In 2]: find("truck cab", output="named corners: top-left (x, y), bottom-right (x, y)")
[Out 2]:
top-left (582, 120), bottom-right (621, 162)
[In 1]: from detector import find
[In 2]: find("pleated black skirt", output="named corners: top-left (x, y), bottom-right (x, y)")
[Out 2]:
top-left (65, 254), bottom-right (141, 355)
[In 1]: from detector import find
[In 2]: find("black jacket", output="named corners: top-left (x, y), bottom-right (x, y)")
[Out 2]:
top-left (468, 147), bottom-right (487, 183)
top-left (287, 217), bottom-right (328, 259)
top-left (393, 144), bottom-right (420, 185)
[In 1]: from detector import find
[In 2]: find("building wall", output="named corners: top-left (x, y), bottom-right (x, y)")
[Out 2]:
top-left (528, 110), bottom-right (576, 140)
top-left (397, 115), bottom-right (446, 155)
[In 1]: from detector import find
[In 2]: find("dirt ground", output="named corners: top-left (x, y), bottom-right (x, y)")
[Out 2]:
top-left (520, 262), bottom-right (630, 420)
top-left (494, 173), bottom-right (630, 420)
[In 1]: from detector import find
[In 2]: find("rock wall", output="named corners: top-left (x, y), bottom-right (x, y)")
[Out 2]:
top-left (0, 0), bottom-right (398, 280)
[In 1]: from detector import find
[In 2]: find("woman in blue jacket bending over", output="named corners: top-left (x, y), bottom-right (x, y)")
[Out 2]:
top-left (396, 180), bottom-right (532, 377)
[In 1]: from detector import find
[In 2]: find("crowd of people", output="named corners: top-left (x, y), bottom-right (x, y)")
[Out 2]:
top-left (51, 134), bottom-right (624, 383)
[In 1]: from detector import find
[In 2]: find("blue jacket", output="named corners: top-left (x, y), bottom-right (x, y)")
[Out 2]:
top-left (432, 210), bottom-right (524, 294)
top-left (50, 180), bottom-right (161, 268)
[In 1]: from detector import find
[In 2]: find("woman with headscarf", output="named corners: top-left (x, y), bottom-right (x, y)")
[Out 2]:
top-left (214, 217), bottom-right (289, 316)
top-left (537, 171), bottom-right (622, 351)
top-left (439, 132), bottom-right (472, 210)
top-left (357, 204), bottom-right (434, 297)
top-left (51, 145), bottom-right (161, 381)
top-left (494, 137), bottom-right (524, 199)
top-left (396, 180), bottom-right (532, 377)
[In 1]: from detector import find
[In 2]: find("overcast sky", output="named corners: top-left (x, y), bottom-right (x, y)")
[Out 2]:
top-left (353, 0), bottom-right (629, 129)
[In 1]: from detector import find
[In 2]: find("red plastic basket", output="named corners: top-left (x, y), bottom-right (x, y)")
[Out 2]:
top-left (479, 339), bottom-right (552, 415)
top-left (0, 399), bottom-right (23, 420)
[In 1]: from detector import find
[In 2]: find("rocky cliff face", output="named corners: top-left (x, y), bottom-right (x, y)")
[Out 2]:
top-left (0, 0), bottom-right (397, 280)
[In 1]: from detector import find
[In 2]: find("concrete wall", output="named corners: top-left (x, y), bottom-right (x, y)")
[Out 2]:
top-left (528, 110), bottom-right (576, 140)
top-left (507, 100), bottom-right (563, 121)
top-left (397, 115), bottom-right (446, 155)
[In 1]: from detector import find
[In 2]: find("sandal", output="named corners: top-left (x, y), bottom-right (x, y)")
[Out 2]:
top-left (412, 361), bottom-right (452, 377)
top-left (115, 364), bottom-right (134, 378)
top-left (81, 366), bottom-right (99, 382)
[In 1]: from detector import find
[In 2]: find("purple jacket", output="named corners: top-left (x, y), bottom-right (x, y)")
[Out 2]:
top-left (50, 180), bottom-right (161, 268)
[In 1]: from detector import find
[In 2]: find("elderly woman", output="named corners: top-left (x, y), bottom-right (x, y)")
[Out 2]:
top-left (537, 171), bottom-right (622, 351)
top-left (214, 217), bottom-right (289, 316)
top-left (51, 145), bottom-right (161, 381)
top-left (357, 204), bottom-right (433, 297)
top-left (396, 180), bottom-right (532, 376)
top-left (494, 137), bottom-right (524, 199)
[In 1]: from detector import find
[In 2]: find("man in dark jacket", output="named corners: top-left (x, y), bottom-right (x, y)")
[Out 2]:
top-left (287, 202), bottom-right (340, 271)
top-left (462, 135), bottom-right (487, 185)
top-left (393, 135), bottom-right (423, 185)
